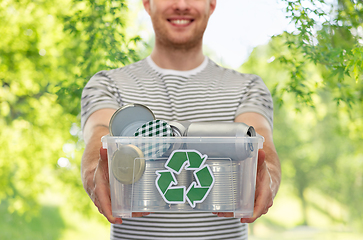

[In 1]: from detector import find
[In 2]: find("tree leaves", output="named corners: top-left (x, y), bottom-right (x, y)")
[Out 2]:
top-left (240, 20), bottom-right (363, 227)
top-left (278, 0), bottom-right (363, 109)
top-left (0, 0), bottom-right (142, 217)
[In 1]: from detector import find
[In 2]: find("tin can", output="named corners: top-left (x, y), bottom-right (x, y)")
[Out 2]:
top-left (109, 104), bottom-right (155, 136)
top-left (195, 158), bottom-right (235, 211)
top-left (168, 121), bottom-right (256, 161)
top-left (131, 159), bottom-right (169, 211)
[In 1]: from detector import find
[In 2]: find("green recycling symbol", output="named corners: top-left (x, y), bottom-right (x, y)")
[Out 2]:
top-left (155, 150), bottom-right (215, 208)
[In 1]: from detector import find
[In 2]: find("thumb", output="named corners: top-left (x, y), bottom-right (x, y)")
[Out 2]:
top-left (97, 147), bottom-right (109, 182)
top-left (100, 147), bottom-right (108, 162)
top-left (257, 149), bottom-right (266, 168)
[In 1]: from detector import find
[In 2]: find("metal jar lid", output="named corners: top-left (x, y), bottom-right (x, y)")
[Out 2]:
top-left (109, 104), bottom-right (155, 136)
top-left (111, 144), bottom-right (146, 184)
top-left (134, 119), bottom-right (174, 159)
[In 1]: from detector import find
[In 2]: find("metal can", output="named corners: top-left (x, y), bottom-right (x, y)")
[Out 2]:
top-left (131, 159), bottom-right (169, 211)
top-left (186, 122), bottom-right (256, 138)
top-left (168, 121), bottom-right (256, 161)
top-left (194, 158), bottom-right (235, 211)
top-left (109, 103), bottom-right (155, 136)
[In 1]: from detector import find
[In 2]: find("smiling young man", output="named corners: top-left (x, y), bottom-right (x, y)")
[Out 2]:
top-left (145, 0), bottom-right (212, 69)
top-left (81, 0), bottom-right (281, 239)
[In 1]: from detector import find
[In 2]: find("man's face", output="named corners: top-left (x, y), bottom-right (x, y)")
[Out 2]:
top-left (143, 0), bottom-right (216, 50)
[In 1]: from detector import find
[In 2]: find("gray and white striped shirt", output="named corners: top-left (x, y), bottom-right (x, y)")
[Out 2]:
top-left (81, 56), bottom-right (273, 239)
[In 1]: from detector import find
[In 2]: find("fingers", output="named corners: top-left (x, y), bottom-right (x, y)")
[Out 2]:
top-left (132, 212), bottom-right (151, 217)
top-left (100, 147), bottom-right (108, 161)
top-left (214, 212), bottom-right (234, 217)
top-left (241, 190), bottom-right (273, 223)
top-left (257, 149), bottom-right (266, 167)
top-left (91, 148), bottom-right (151, 224)
top-left (240, 149), bottom-right (273, 224)
top-left (94, 181), bottom-right (117, 223)
top-left (212, 150), bottom-right (271, 222)
top-left (92, 147), bottom-right (123, 224)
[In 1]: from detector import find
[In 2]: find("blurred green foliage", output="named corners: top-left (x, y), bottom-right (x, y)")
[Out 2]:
top-left (0, 200), bottom-right (65, 240)
top-left (277, 0), bottom-right (363, 107)
top-left (241, 0), bottom-right (363, 228)
top-left (0, 0), bottom-right (362, 238)
top-left (0, 0), bottom-right (141, 219)
top-left (259, 2), bottom-right (363, 228)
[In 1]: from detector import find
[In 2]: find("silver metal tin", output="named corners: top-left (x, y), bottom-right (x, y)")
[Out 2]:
top-left (131, 159), bottom-right (169, 211)
top-left (195, 159), bottom-right (235, 211)
top-left (109, 104), bottom-right (155, 136)
top-left (168, 121), bottom-right (256, 161)
top-left (186, 122), bottom-right (256, 138)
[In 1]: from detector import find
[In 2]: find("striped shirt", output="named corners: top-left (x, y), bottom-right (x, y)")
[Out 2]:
top-left (81, 56), bottom-right (273, 239)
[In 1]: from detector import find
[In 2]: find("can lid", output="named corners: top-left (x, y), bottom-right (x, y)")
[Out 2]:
top-left (111, 144), bottom-right (145, 184)
top-left (134, 120), bottom-right (174, 159)
top-left (109, 104), bottom-right (155, 136)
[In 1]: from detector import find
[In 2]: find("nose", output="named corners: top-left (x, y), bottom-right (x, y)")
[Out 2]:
top-left (172, 0), bottom-right (190, 11)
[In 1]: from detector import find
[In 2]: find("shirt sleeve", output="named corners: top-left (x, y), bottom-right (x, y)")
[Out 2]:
top-left (81, 70), bottom-right (122, 131)
top-left (235, 75), bottom-right (274, 130)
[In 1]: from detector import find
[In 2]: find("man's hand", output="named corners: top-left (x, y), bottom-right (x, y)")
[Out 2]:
top-left (81, 108), bottom-right (151, 224)
top-left (87, 147), bottom-right (151, 224)
top-left (212, 112), bottom-right (281, 222)
top-left (90, 147), bottom-right (123, 224)
top-left (240, 149), bottom-right (273, 223)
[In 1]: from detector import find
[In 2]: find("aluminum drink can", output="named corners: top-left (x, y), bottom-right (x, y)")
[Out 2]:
top-left (186, 122), bottom-right (255, 211)
top-left (168, 121), bottom-right (256, 161)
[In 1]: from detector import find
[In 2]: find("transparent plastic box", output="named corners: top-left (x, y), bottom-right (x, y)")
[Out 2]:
top-left (102, 136), bottom-right (264, 218)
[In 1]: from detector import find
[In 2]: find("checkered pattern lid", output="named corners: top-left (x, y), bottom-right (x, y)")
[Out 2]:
top-left (134, 120), bottom-right (173, 137)
top-left (134, 120), bottom-right (174, 159)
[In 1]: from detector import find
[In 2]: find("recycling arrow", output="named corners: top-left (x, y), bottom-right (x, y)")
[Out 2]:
top-left (195, 165), bottom-right (214, 187)
top-left (186, 151), bottom-right (207, 169)
top-left (155, 150), bottom-right (215, 208)
top-left (186, 182), bottom-right (209, 208)
top-left (155, 170), bottom-right (185, 204)
top-left (156, 171), bottom-right (175, 194)
top-left (165, 151), bottom-right (188, 174)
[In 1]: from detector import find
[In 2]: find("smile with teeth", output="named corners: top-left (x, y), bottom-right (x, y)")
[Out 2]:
top-left (169, 19), bottom-right (193, 25)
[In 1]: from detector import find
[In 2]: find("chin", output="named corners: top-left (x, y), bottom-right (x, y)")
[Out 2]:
top-left (164, 35), bottom-right (203, 50)
top-left (168, 41), bottom-right (200, 50)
